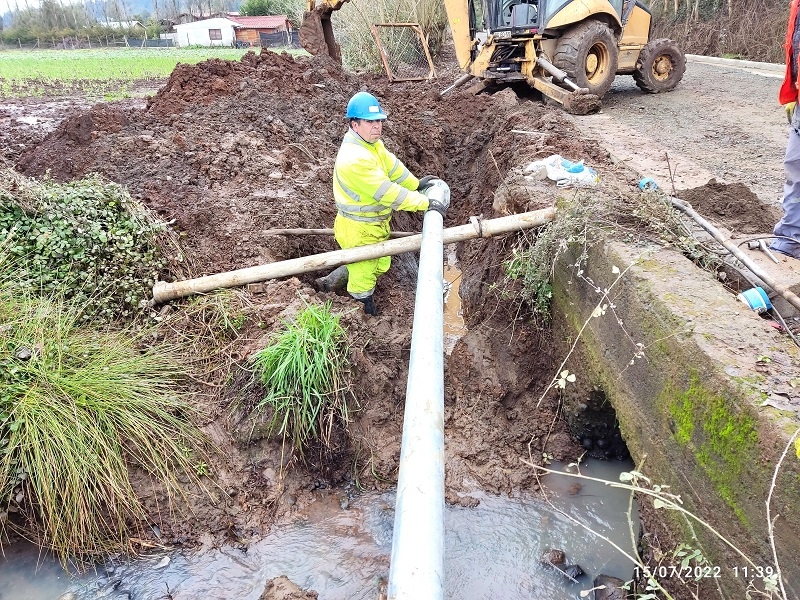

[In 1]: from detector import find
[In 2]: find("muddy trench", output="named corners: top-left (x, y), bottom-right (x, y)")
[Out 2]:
top-left (1, 48), bottom-right (687, 597)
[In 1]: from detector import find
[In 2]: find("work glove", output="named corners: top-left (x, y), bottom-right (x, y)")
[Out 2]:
top-left (423, 179), bottom-right (451, 217)
top-left (787, 101), bottom-right (797, 124)
top-left (417, 175), bottom-right (437, 190)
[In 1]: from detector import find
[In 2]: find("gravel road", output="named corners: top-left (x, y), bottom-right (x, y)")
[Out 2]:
top-left (572, 56), bottom-right (786, 208)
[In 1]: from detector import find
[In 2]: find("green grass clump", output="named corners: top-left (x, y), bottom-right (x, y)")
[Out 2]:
top-left (0, 287), bottom-right (209, 562)
top-left (252, 301), bottom-right (352, 455)
top-left (0, 168), bottom-right (173, 322)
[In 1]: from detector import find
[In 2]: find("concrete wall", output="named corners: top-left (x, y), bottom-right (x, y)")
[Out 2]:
top-left (553, 239), bottom-right (800, 598)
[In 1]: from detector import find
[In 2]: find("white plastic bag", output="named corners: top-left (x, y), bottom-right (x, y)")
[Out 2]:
top-left (523, 154), bottom-right (599, 188)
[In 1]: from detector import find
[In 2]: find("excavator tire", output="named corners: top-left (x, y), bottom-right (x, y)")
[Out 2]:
top-left (633, 38), bottom-right (686, 93)
top-left (553, 20), bottom-right (618, 98)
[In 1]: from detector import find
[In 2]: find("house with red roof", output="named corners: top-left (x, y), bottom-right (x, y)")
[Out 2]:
top-left (172, 14), bottom-right (293, 48)
top-left (228, 15), bottom-right (293, 47)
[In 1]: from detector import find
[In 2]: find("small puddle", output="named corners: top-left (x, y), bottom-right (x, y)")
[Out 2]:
top-left (0, 459), bottom-right (638, 600)
top-left (443, 243), bottom-right (467, 355)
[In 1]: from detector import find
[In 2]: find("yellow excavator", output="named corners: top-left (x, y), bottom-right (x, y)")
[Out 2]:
top-left (300, 0), bottom-right (685, 114)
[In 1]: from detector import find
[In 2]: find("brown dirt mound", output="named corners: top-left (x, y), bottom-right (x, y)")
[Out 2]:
top-left (678, 179), bottom-right (783, 235)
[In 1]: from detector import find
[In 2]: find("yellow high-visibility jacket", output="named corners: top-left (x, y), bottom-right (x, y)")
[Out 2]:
top-left (333, 129), bottom-right (430, 226)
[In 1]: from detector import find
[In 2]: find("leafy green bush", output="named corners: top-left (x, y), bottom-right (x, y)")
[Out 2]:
top-left (0, 169), bottom-right (169, 321)
top-left (252, 301), bottom-right (352, 455)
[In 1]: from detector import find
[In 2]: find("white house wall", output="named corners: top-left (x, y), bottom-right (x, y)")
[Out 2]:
top-left (174, 18), bottom-right (236, 47)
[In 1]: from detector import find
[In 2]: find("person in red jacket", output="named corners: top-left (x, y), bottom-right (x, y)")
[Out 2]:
top-left (773, 0), bottom-right (800, 258)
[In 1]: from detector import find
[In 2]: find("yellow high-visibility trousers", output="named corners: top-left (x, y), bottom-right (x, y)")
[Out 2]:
top-left (333, 214), bottom-right (391, 298)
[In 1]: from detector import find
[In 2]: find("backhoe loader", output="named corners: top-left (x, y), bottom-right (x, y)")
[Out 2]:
top-left (300, 0), bottom-right (685, 115)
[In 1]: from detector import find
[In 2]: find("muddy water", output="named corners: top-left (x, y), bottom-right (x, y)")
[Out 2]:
top-left (0, 459), bottom-right (637, 600)
top-left (443, 244), bottom-right (467, 355)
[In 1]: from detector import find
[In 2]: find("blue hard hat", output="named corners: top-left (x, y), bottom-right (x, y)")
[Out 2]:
top-left (346, 92), bottom-right (387, 121)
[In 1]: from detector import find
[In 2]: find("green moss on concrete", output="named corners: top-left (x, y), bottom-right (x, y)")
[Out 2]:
top-left (669, 390), bottom-right (695, 445)
top-left (665, 374), bottom-right (759, 526)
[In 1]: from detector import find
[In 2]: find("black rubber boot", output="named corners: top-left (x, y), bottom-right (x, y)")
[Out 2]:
top-left (356, 294), bottom-right (378, 316)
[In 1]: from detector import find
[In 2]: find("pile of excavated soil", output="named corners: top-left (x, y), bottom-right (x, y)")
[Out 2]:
top-left (10, 49), bottom-right (704, 550)
top-left (678, 179), bottom-right (782, 235)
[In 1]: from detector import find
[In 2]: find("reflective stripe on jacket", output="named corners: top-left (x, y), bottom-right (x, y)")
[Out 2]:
top-left (333, 129), bottom-right (429, 223)
top-left (780, 0), bottom-right (800, 105)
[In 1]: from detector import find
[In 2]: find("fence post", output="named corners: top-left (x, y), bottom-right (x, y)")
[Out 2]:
top-left (87, 34), bottom-right (91, 48)
top-left (18, 38), bottom-right (21, 48)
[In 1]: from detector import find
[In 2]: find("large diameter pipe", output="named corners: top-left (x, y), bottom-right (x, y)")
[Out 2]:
top-left (152, 208), bottom-right (556, 303)
top-left (388, 210), bottom-right (445, 600)
top-left (670, 198), bottom-right (800, 312)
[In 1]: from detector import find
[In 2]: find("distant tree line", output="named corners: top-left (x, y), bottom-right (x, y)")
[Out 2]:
top-left (239, 0), bottom-right (303, 26)
top-left (0, 0), bottom-right (241, 45)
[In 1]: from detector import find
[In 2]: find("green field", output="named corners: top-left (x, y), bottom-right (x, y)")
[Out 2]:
top-left (0, 47), bottom-right (301, 99)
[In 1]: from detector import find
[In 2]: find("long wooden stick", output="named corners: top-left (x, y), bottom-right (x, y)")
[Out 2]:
top-left (152, 208), bottom-right (556, 303)
top-left (670, 198), bottom-right (800, 312)
top-left (264, 228), bottom-right (416, 238)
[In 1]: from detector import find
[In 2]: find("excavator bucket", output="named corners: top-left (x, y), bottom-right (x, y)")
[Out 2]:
top-left (299, 6), bottom-right (342, 62)
top-left (562, 91), bottom-right (602, 115)
top-left (530, 75), bottom-right (602, 115)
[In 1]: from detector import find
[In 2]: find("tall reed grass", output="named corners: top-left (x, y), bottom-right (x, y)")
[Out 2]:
top-left (331, 0), bottom-right (449, 71)
top-left (0, 233), bottom-right (208, 563)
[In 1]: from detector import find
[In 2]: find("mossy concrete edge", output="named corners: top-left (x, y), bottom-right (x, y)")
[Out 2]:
top-left (552, 239), bottom-right (800, 597)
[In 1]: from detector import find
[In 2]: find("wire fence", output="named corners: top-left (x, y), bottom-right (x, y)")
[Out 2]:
top-left (0, 35), bottom-right (175, 50)
top-left (371, 23), bottom-right (435, 81)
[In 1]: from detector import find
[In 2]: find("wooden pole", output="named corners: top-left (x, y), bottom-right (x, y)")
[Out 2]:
top-left (263, 227), bottom-right (416, 238)
top-left (670, 198), bottom-right (800, 312)
top-left (152, 208), bottom-right (556, 303)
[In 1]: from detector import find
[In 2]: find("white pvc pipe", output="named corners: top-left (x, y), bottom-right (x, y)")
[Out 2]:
top-left (388, 209), bottom-right (445, 600)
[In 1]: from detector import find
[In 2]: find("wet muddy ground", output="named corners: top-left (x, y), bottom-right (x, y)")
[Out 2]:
top-left (1, 48), bottom-right (795, 595)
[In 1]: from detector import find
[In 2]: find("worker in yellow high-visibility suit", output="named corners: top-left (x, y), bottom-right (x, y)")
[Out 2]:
top-left (316, 91), bottom-right (450, 315)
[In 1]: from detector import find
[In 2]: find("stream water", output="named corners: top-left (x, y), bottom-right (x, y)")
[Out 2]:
top-left (0, 459), bottom-right (638, 600)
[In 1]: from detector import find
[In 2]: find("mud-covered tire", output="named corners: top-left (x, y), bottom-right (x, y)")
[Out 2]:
top-left (633, 38), bottom-right (686, 93)
top-left (553, 20), bottom-right (618, 98)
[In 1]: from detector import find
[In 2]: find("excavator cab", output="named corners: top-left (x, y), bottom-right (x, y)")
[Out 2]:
top-left (498, 0), bottom-right (539, 28)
